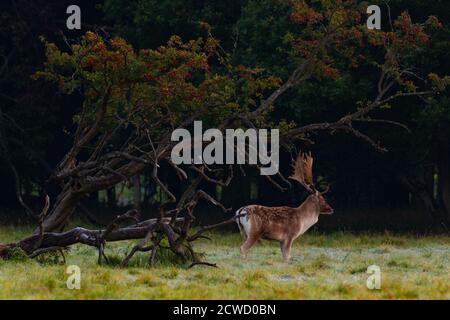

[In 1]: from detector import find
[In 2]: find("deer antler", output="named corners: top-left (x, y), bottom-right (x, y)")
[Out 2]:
top-left (288, 152), bottom-right (315, 193)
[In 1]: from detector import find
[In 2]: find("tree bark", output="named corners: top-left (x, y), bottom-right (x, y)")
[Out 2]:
top-left (40, 189), bottom-right (80, 232)
top-left (1, 217), bottom-right (184, 258)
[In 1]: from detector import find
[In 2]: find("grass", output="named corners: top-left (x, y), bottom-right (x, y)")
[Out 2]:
top-left (0, 226), bottom-right (448, 299)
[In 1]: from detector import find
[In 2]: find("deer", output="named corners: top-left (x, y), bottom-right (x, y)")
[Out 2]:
top-left (235, 152), bottom-right (333, 262)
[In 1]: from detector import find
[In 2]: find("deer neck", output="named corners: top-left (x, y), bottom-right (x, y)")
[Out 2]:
top-left (293, 195), bottom-right (320, 234)
top-left (296, 195), bottom-right (320, 219)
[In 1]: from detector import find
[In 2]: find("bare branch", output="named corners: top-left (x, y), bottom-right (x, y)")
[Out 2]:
top-left (187, 214), bottom-right (245, 242)
top-left (353, 118), bottom-right (411, 133)
top-left (190, 165), bottom-right (233, 187)
top-left (34, 195), bottom-right (51, 251)
top-left (188, 262), bottom-right (218, 268)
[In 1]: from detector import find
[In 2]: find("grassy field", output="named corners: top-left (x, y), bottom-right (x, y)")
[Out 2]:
top-left (0, 225), bottom-right (448, 299)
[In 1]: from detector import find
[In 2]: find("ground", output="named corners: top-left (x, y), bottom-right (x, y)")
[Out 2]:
top-left (0, 226), bottom-right (448, 299)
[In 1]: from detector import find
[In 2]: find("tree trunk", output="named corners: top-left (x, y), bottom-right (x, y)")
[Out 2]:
top-left (1, 217), bottom-right (185, 258)
top-left (41, 189), bottom-right (80, 232)
top-left (23, 224), bottom-right (155, 253)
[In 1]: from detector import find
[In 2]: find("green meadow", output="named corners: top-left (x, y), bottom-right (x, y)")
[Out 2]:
top-left (0, 226), bottom-right (448, 299)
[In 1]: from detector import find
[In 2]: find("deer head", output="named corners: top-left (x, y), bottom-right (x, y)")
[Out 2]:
top-left (289, 152), bottom-right (333, 215)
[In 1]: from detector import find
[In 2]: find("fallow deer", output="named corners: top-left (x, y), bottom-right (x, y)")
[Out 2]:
top-left (235, 152), bottom-right (333, 261)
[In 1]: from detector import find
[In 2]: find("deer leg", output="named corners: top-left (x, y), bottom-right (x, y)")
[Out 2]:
top-left (237, 223), bottom-right (247, 241)
top-left (280, 238), bottom-right (294, 262)
top-left (240, 235), bottom-right (258, 259)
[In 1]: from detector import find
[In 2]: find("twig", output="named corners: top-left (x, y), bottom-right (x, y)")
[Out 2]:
top-left (187, 214), bottom-right (245, 242)
top-left (33, 195), bottom-right (50, 251)
top-left (29, 246), bottom-right (66, 259)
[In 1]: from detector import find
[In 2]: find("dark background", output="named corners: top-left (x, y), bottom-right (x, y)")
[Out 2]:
top-left (0, 0), bottom-right (449, 232)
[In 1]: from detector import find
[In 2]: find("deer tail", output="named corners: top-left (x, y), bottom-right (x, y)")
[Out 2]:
top-left (235, 206), bottom-right (249, 240)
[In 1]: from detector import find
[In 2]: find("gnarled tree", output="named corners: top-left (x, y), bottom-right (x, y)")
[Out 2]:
top-left (1, 1), bottom-right (448, 265)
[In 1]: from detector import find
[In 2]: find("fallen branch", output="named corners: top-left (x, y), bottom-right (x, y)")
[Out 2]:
top-left (16, 217), bottom-right (184, 255)
top-left (188, 261), bottom-right (218, 268)
top-left (28, 246), bottom-right (67, 260)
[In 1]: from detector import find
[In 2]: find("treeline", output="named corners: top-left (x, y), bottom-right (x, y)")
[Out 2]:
top-left (0, 0), bottom-right (449, 231)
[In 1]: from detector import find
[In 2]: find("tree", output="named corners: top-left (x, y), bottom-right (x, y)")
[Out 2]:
top-left (1, 0), bottom-right (448, 265)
